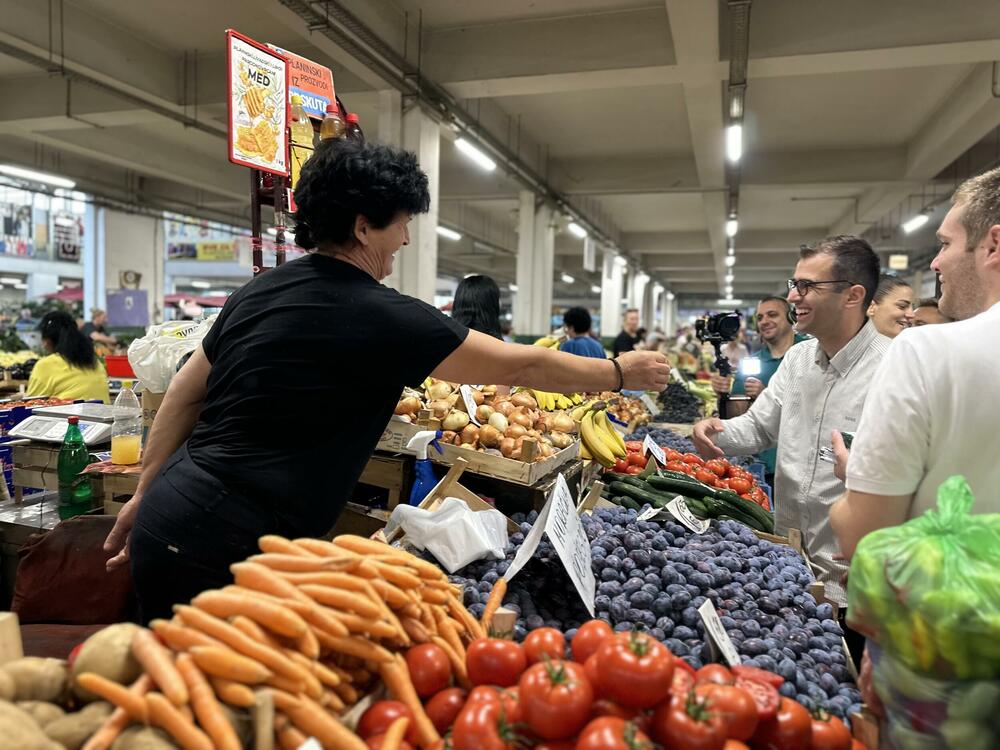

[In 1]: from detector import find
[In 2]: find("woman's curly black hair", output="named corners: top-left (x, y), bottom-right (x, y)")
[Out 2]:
top-left (292, 138), bottom-right (430, 250)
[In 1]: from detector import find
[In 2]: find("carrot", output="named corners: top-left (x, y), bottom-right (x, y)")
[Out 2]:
top-left (369, 560), bottom-right (422, 589)
top-left (379, 655), bottom-right (441, 748)
top-left (267, 688), bottom-right (302, 713)
top-left (334, 536), bottom-right (444, 579)
top-left (259, 534), bottom-right (316, 556)
top-left (230, 615), bottom-right (285, 649)
top-left (265, 673), bottom-right (306, 694)
top-left (150, 618), bottom-right (222, 651)
top-left (192, 589), bottom-right (308, 638)
top-left (317, 634), bottom-right (394, 663)
top-left (281, 650), bottom-right (326, 698)
top-left (132, 628), bottom-right (189, 706)
top-left (381, 716), bottom-right (411, 750)
top-left (293, 537), bottom-right (361, 559)
top-left (295, 623), bottom-right (321, 659)
top-left (146, 692), bottom-right (213, 750)
top-left (189, 645), bottom-right (272, 684)
top-left (284, 694), bottom-right (368, 750)
top-left (310, 659), bottom-right (342, 688)
top-left (319, 688), bottom-right (347, 712)
top-left (448, 595), bottom-right (485, 640)
top-left (432, 636), bottom-right (471, 690)
top-left (328, 610), bottom-right (398, 640)
top-left (419, 603), bottom-right (438, 635)
top-left (332, 678), bottom-right (361, 706)
top-left (275, 712), bottom-right (308, 750)
top-left (231, 561), bottom-right (313, 602)
top-left (298, 584), bottom-right (382, 619)
top-left (401, 616), bottom-right (431, 644)
top-left (76, 672), bottom-right (149, 722)
top-left (438, 615), bottom-right (467, 663)
top-left (249, 553), bottom-right (354, 572)
top-left (175, 653), bottom-right (241, 750)
top-left (481, 578), bottom-right (507, 627)
top-left (81, 674), bottom-right (152, 750)
top-left (420, 586), bottom-right (449, 605)
top-left (209, 677), bottom-right (255, 708)
top-left (276, 570), bottom-right (367, 590)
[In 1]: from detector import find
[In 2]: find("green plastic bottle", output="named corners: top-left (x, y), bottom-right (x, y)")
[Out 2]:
top-left (57, 416), bottom-right (93, 519)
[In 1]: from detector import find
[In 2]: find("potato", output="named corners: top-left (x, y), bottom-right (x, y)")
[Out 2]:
top-left (44, 701), bottom-right (112, 750)
top-left (2, 659), bottom-right (68, 703)
top-left (111, 726), bottom-right (178, 750)
top-left (0, 669), bottom-right (14, 701)
top-left (70, 624), bottom-right (141, 703)
top-left (16, 702), bottom-right (65, 728)
top-left (0, 700), bottom-right (62, 749)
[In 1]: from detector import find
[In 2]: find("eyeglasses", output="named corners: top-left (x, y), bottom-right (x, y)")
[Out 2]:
top-left (786, 278), bottom-right (855, 296)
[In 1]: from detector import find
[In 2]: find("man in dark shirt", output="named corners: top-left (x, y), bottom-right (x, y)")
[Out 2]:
top-left (81, 309), bottom-right (117, 346)
top-left (612, 308), bottom-right (641, 357)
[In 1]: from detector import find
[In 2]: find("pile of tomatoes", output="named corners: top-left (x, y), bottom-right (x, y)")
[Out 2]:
top-left (355, 621), bottom-right (860, 750)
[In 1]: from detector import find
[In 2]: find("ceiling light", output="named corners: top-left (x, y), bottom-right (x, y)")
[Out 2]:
top-left (614, 255), bottom-right (628, 268)
top-left (0, 164), bottom-right (75, 189)
top-left (666, 291), bottom-right (675, 300)
top-left (725, 273), bottom-right (734, 283)
top-left (0, 277), bottom-right (21, 285)
top-left (190, 281), bottom-right (211, 290)
top-left (13, 283), bottom-right (27, 290)
top-left (726, 124), bottom-right (743, 162)
top-left (717, 298), bottom-right (743, 305)
top-left (901, 213), bottom-right (930, 234)
top-left (725, 218), bottom-right (739, 238)
top-left (436, 226), bottom-right (462, 241)
top-left (509, 283), bottom-right (518, 292)
top-left (725, 285), bottom-right (733, 295)
top-left (567, 221), bottom-right (587, 239)
top-left (561, 273), bottom-right (575, 284)
top-left (591, 284), bottom-right (602, 294)
top-left (266, 227), bottom-right (278, 236)
top-left (455, 138), bottom-right (496, 171)
top-left (727, 246), bottom-right (735, 256)
top-left (725, 255), bottom-right (737, 267)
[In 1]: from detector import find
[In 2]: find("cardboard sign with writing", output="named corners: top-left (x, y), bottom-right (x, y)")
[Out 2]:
top-left (227, 30), bottom-right (288, 176)
top-left (460, 385), bottom-right (481, 426)
top-left (641, 393), bottom-right (659, 415)
top-left (698, 599), bottom-right (740, 666)
top-left (637, 504), bottom-right (661, 521)
top-left (642, 435), bottom-right (666, 467)
top-left (666, 495), bottom-right (709, 534)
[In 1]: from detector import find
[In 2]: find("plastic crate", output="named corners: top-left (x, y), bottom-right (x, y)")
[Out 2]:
top-left (104, 355), bottom-right (136, 378)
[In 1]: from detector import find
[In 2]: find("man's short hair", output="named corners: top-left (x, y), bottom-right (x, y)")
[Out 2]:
top-left (624, 308), bottom-right (639, 317)
top-left (563, 306), bottom-right (592, 334)
top-left (799, 235), bottom-right (881, 308)
top-left (952, 166), bottom-right (1000, 251)
top-left (914, 297), bottom-right (939, 310)
top-left (758, 296), bottom-right (793, 315)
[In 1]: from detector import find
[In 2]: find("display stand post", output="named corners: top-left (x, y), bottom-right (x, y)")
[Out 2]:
top-left (250, 170), bottom-right (264, 276)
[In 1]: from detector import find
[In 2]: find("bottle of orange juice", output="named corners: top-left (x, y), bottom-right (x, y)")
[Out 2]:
top-left (111, 381), bottom-right (143, 465)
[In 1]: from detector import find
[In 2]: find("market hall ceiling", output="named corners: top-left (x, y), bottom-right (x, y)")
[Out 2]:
top-left (1, 0), bottom-right (999, 301)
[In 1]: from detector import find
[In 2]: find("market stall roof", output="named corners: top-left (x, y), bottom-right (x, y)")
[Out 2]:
top-left (164, 294), bottom-right (228, 308)
top-left (42, 288), bottom-right (83, 302)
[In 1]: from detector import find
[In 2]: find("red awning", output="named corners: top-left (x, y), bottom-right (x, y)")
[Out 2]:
top-left (42, 288), bottom-right (84, 302)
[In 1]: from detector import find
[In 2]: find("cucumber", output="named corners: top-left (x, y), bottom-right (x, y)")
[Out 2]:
top-left (716, 493), bottom-right (775, 533)
top-left (648, 473), bottom-right (715, 498)
top-left (620, 497), bottom-right (642, 511)
top-left (609, 481), bottom-right (672, 509)
top-left (699, 496), bottom-right (766, 531)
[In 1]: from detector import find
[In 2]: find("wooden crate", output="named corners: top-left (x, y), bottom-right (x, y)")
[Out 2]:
top-left (356, 453), bottom-right (413, 510)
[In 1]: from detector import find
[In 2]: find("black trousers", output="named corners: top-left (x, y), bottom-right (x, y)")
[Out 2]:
top-left (130, 445), bottom-right (286, 624)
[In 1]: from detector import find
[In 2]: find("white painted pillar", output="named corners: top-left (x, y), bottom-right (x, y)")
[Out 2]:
top-left (600, 251), bottom-right (624, 339)
top-left (83, 202), bottom-right (102, 314)
top-left (377, 90), bottom-right (404, 290)
top-left (513, 191), bottom-right (554, 338)
top-left (665, 295), bottom-right (677, 337)
top-left (514, 190), bottom-right (534, 337)
top-left (394, 106), bottom-right (439, 303)
top-left (641, 282), bottom-right (655, 331)
top-left (631, 273), bottom-right (649, 324)
top-left (103, 210), bottom-right (164, 323)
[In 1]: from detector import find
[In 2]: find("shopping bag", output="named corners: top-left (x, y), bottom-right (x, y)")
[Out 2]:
top-left (126, 315), bottom-right (217, 392)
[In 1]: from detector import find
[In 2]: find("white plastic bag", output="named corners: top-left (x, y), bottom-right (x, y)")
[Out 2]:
top-left (385, 497), bottom-right (509, 573)
top-left (127, 315), bottom-right (218, 392)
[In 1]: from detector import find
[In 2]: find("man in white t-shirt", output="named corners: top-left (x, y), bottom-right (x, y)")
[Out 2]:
top-left (831, 167), bottom-right (1000, 556)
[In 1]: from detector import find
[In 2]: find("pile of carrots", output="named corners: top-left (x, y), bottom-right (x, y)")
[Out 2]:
top-left (76, 534), bottom-right (483, 750)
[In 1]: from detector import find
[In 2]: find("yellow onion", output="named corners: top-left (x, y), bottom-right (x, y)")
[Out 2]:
top-left (494, 399), bottom-right (515, 417)
top-left (505, 424), bottom-right (527, 439)
top-left (459, 424), bottom-right (480, 445)
top-left (479, 424), bottom-right (502, 448)
top-left (394, 396), bottom-right (422, 415)
top-left (470, 388), bottom-right (485, 406)
top-left (488, 412), bottom-right (509, 433)
top-left (440, 430), bottom-right (458, 445)
top-left (426, 381), bottom-right (453, 400)
top-left (534, 413), bottom-right (551, 433)
top-left (476, 404), bottom-right (495, 424)
top-left (499, 437), bottom-right (516, 457)
top-left (551, 412), bottom-right (577, 434)
top-left (549, 431), bottom-right (574, 450)
top-left (442, 410), bottom-right (470, 431)
top-left (482, 385), bottom-right (498, 397)
top-left (511, 392), bottom-right (537, 409)
top-left (509, 409), bottom-right (533, 429)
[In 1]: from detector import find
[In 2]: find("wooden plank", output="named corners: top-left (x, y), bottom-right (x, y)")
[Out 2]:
top-left (12, 467), bottom-right (59, 491)
top-left (0, 612), bottom-right (23, 664)
top-left (251, 689), bottom-right (274, 750)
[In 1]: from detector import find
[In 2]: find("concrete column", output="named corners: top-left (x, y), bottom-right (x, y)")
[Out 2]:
top-left (630, 272), bottom-right (649, 324)
top-left (600, 251), bottom-right (624, 339)
top-left (665, 294), bottom-right (677, 337)
top-left (103, 209), bottom-right (164, 324)
top-left (393, 106), bottom-right (439, 302)
top-left (83, 202), bottom-right (103, 314)
top-left (641, 282), bottom-right (655, 331)
top-left (513, 191), bottom-right (555, 338)
top-left (378, 90), bottom-right (404, 290)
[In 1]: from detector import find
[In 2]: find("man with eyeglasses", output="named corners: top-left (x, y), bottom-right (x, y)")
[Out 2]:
top-left (692, 235), bottom-right (888, 630)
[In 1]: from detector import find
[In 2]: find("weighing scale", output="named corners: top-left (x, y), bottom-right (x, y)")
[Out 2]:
top-left (9, 403), bottom-right (116, 446)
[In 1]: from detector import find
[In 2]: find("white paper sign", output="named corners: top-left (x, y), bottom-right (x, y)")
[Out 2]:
top-left (460, 385), bottom-right (481, 426)
top-left (637, 505), bottom-right (661, 521)
top-left (642, 435), bottom-right (666, 467)
top-left (698, 599), bottom-right (740, 667)
top-left (505, 474), bottom-right (596, 616)
top-left (666, 496), bottom-right (710, 534)
top-left (641, 394), bottom-right (659, 414)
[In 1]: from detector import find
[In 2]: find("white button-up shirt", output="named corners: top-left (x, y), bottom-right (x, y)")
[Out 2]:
top-left (714, 321), bottom-right (890, 605)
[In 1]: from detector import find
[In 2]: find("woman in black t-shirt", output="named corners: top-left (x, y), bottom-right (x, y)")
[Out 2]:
top-left (104, 139), bottom-right (671, 622)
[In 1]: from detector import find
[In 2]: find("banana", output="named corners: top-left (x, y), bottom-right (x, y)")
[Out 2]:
top-left (533, 336), bottom-right (558, 347)
top-left (579, 441), bottom-right (593, 461)
top-left (580, 410), bottom-right (615, 467)
top-left (594, 409), bottom-right (627, 458)
top-left (571, 393), bottom-right (583, 405)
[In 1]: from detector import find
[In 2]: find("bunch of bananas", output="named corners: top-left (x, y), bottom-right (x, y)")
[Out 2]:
top-left (579, 406), bottom-right (627, 467)
top-left (529, 389), bottom-right (583, 411)
top-left (532, 336), bottom-right (563, 349)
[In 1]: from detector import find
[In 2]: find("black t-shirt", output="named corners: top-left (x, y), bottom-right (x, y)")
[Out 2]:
top-left (81, 322), bottom-right (106, 337)
top-left (187, 254), bottom-right (468, 536)
top-left (612, 330), bottom-right (641, 357)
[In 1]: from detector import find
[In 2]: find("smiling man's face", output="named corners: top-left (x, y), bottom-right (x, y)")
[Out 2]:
top-left (931, 203), bottom-right (986, 321)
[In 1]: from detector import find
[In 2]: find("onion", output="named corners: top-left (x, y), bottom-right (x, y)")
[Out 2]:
top-left (426, 381), bottom-right (453, 400)
top-left (442, 410), bottom-right (470, 431)
top-left (479, 424), bottom-right (501, 448)
top-left (549, 431), bottom-right (574, 449)
top-left (488, 412), bottom-right (508, 433)
top-left (511, 392), bottom-right (537, 409)
top-left (534, 413), bottom-right (550, 432)
top-left (426, 399), bottom-right (451, 419)
top-left (551, 412), bottom-right (577, 434)
top-left (458, 442), bottom-right (477, 451)
top-left (505, 424), bottom-right (527, 439)
top-left (440, 430), bottom-right (458, 445)
top-left (499, 437), bottom-right (516, 458)
top-left (482, 385), bottom-right (498, 397)
top-left (494, 399), bottom-right (515, 417)
top-left (459, 424), bottom-right (480, 445)
top-left (476, 404), bottom-right (495, 424)
top-left (509, 409), bottom-right (533, 429)
top-left (470, 388), bottom-right (485, 406)
top-left (394, 396), bottom-right (421, 415)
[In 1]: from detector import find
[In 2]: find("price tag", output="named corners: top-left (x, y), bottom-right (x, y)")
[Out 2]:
top-left (666, 496), bottom-right (710, 534)
top-left (698, 599), bottom-right (740, 667)
top-left (641, 393), bottom-right (659, 414)
top-left (637, 505), bottom-right (662, 521)
top-left (460, 384), bottom-right (481, 426)
top-left (642, 435), bottom-right (666, 467)
top-left (505, 474), bottom-right (596, 616)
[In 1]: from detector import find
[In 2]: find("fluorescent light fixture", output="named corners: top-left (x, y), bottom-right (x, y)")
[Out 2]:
top-left (613, 255), bottom-right (628, 268)
top-left (567, 221), bottom-right (587, 239)
top-left (455, 138), bottom-right (496, 171)
top-left (266, 227), bottom-right (278, 236)
top-left (666, 291), bottom-right (676, 300)
top-left (436, 226), bottom-right (462, 241)
top-left (728, 246), bottom-right (735, 256)
top-left (591, 284), bottom-right (602, 294)
top-left (725, 285), bottom-right (733, 295)
top-left (726, 124), bottom-right (743, 162)
top-left (561, 273), bottom-right (575, 284)
top-left (725, 218), bottom-right (739, 238)
top-left (0, 277), bottom-right (21, 285)
top-left (725, 273), bottom-right (734, 283)
top-left (509, 283), bottom-right (518, 292)
top-left (725, 255), bottom-right (737, 267)
top-left (901, 213), bottom-right (929, 234)
top-left (13, 283), bottom-right (27, 290)
top-left (190, 281), bottom-right (212, 290)
top-left (0, 164), bottom-right (75, 189)
top-left (717, 298), bottom-right (743, 305)
top-left (54, 216), bottom-right (76, 227)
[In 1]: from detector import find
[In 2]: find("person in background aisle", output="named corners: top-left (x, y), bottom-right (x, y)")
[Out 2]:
top-left (29, 311), bottom-right (110, 403)
top-left (691, 235), bottom-right (888, 632)
top-left (866, 273), bottom-right (914, 338)
top-left (500, 322), bottom-right (514, 342)
top-left (721, 328), bottom-right (750, 369)
top-left (81, 308), bottom-right (117, 347)
top-left (560, 307), bottom-right (606, 359)
top-left (104, 138), bottom-right (671, 622)
top-left (710, 297), bottom-right (809, 484)
top-left (612, 308), bottom-right (641, 356)
top-left (451, 274), bottom-right (503, 340)
top-left (910, 297), bottom-right (951, 326)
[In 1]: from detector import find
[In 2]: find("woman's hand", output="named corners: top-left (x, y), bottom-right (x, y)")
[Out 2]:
top-left (617, 350), bottom-right (671, 391)
top-left (104, 491), bottom-right (141, 572)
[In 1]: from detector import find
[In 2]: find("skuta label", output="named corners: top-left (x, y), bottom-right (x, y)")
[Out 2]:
top-left (698, 599), bottom-right (740, 667)
top-left (637, 504), bottom-right (662, 521)
top-left (642, 435), bottom-right (666, 466)
top-left (460, 385), bottom-right (481, 426)
top-left (666, 496), bottom-right (709, 534)
top-left (641, 393), bottom-right (658, 414)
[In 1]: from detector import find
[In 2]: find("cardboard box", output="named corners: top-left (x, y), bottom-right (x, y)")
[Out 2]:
top-left (141, 390), bottom-right (165, 433)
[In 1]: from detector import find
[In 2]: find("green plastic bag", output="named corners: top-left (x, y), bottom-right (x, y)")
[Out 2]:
top-left (847, 476), bottom-right (1000, 680)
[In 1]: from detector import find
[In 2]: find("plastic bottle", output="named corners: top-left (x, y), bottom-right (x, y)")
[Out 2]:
top-left (289, 94), bottom-right (316, 190)
top-left (319, 103), bottom-right (346, 141)
top-left (406, 430), bottom-right (443, 506)
top-left (57, 416), bottom-right (93, 519)
top-left (111, 380), bottom-right (143, 465)
top-left (345, 113), bottom-right (364, 142)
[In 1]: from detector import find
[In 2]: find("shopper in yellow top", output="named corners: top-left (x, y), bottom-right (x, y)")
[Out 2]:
top-left (28, 311), bottom-right (110, 403)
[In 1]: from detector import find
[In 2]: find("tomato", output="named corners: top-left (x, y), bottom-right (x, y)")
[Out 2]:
top-left (425, 687), bottom-right (467, 734)
top-left (451, 688), bottom-right (526, 750)
top-left (518, 659), bottom-right (593, 739)
top-left (705, 459), bottom-right (729, 477)
top-left (752, 487), bottom-right (770, 510)
top-left (467, 638), bottom-right (527, 688)
top-left (665, 449), bottom-right (684, 462)
top-left (734, 678), bottom-right (780, 722)
top-left (732, 665), bottom-right (784, 688)
top-left (696, 683), bottom-right (758, 741)
top-left (682, 453), bottom-right (706, 466)
top-left (715, 478), bottom-right (731, 490)
top-left (628, 452), bottom-right (648, 467)
top-left (694, 469), bottom-right (718, 487)
top-left (524, 627), bottom-right (566, 664)
top-left (728, 477), bottom-right (752, 495)
top-left (671, 665), bottom-right (696, 701)
top-left (572, 620), bottom-right (614, 664)
top-left (750, 697), bottom-right (811, 750)
top-left (625, 465), bottom-right (643, 474)
top-left (675, 657), bottom-right (696, 676)
top-left (584, 653), bottom-right (601, 689)
top-left (575, 717), bottom-right (653, 750)
top-left (651, 693), bottom-right (727, 750)
top-left (665, 460), bottom-right (692, 474)
top-left (613, 458), bottom-right (630, 473)
top-left (625, 441), bottom-right (643, 452)
top-left (810, 710), bottom-right (853, 750)
top-left (498, 686), bottom-right (522, 724)
top-left (358, 701), bottom-right (418, 744)
top-left (366, 736), bottom-right (414, 750)
top-left (536, 742), bottom-right (576, 750)
top-left (725, 742), bottom-right (750, 750)
top-left (725, 464), bottom-right (744, 479)
top-left (405, 643), bottom-right (452, 698)
top-left (695, 664), bottom-right (734, 685)
top-left (591, 631), bottom-right (675, 709)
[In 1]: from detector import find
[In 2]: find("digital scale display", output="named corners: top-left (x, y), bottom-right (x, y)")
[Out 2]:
top-left (9, 416), bottom-right (112, 445)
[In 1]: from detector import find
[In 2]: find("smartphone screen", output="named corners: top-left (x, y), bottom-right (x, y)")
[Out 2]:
top-left (740, 358), bottom-right (762, 377)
